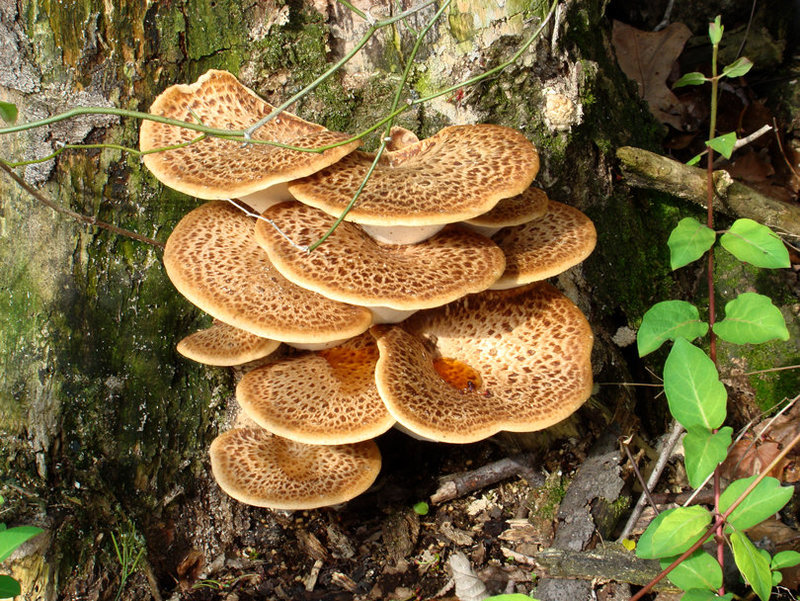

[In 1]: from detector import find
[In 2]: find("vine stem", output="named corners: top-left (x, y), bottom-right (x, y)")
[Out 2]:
top-left (242, 0), bottom-right (440, 138)
top-left (629, 428), bottom-right (800, 601)
top-left (0, 162), bottom-right (165, 249)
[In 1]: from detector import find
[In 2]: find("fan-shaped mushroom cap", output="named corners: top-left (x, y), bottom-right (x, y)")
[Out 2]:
top-left (254, 201), bottom-right (506, 311)
top-left (462, 186), bottom-right (549, 237)
top-left (177, 319), bottom-right (280, 366)
top-left (140, 70), bottom-right (360, 199)
top-left (288, 124), bottom-right (539, 227)
top-left (210, 427), bottom-right (381, 509)
top-left (164, 201), bottom-right (373, 344)
top-left (237, 333), bottom-right (394, 444)
top-left (490, 201), bottom-right (597, 290)
top-left (372, 283), bottom-right (593, 443)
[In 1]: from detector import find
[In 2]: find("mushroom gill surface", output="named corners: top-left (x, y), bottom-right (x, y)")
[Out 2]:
top-left (163, 201), bottom-right (373, 344)
top-left (372, 283), bottom-right (594, 443)
top-left (254, 201), bottom-right (506, 310)
top-left (209, 427), bottom-right (381, 509)
top-left (140, 70), bottom-right (360, 199)
top-left (288, 124), bottom-right (540, 226)
top-left (236, 333), bottom-right (394, 445)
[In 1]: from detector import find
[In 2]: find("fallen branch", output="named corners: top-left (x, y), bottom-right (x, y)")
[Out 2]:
top-left (616, 146), bottom-right (800, 238)
top-left (430, 453), bottom-right (544, 505)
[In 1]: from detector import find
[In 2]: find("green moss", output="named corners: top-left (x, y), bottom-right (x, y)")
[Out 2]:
top-left (448, 12), bottom-right (476, 43)
top-left (713, 250), bottom-right (800, 411)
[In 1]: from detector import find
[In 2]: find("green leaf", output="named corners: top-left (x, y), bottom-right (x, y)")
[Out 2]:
top-left (722, 57), bottom-right (753, 78)
top-left (683, 427), bottom-right (732, 488)
top-left (709, 16), bottom-right (723, 45)
top-left (681, 592), bottom-right (733, 601)
top-left (661, 549), bottom-right (722, 591)
top-left (731, 531), bottom-right (772, 601)
top-left (637, 301), bottom-right (708, 356)
top-left (667, 218), bottom-right (716, 270)
top-left (0, 575), bottom-right (21, 599)
top-left (636, 506), bottom-right (712, 559)
top-left (412, 501), bottom-right (429, 515)
top-left (687, 153), bottom-right (702, 166)
top-left (714, 293), bottom-right (789, 345)
top-left (707, 132), bottom-right (737, 159)
top-left (771, 550), bottom-right (800, 570)
top-left (0, 525), bottom-right (43, 562)
top-left (663, 338), bottom-right (727, 431)
top-left (772, 569), bottom-right (782, 586)
top-left (674, 72), bottom-right (708, 88)
top-left (0, 101), bottom-right (17, 124)
top-left (720, 219), bottom-right (790, 268)
top-left (719, 476), bottom-right (793, 532)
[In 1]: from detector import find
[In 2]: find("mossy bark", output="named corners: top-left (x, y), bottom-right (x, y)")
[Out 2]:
top-left (0, 1), bottom-right (754, 598)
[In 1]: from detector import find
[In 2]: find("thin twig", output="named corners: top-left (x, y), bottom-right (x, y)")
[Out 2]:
top-left (618, 420), bottom-right (684, 540)
top-left (619, 436), bottom-right (660, 516)
top-left (0, 162), bottom-right (165, 249)
top-left (773, 117), bottom-right (800, 180)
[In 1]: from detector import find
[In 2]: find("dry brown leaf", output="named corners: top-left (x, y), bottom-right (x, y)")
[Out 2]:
top-left (720, 438), bottom-right (788, 481)
top-left (726, 150), bottom-right (775, 183)
top-left (611, 20), bottom-right (692, 129)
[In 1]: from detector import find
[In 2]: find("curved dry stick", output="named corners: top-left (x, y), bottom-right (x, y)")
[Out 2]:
top-left (0, 162), bottom-right (165, 249)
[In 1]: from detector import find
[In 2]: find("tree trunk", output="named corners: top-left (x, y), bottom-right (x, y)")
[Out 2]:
top-left (4, 1), bottom-right (792, 599)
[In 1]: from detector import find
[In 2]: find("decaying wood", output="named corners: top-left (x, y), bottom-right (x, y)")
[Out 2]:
top-left (534, 432), bottom-right (627, 600)
top-left (430, 453), bottom-right (544, 504)
top-left (535, 544), bottom-right (676, 592)
top-left (616, 146), bottom-right (800, 238)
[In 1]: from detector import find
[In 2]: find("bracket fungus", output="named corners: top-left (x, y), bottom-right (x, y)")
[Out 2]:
top-left (490, 200), bottom-right (597, 290)
top-left (210, 428), bottom-right (382, 510)
top-left (236, 333), bottom-right (394, 445)
top-left (140, 70), bottom-right (360, 204)
top-left (372, 283), bottom-right (594, 444)
top-left (177, 320), bottom-right (280, 366)
top-left (253, 201), bottom-right (506, 312)
top-left (163, 201), bottom-right (372, 345)
top-left (142, 71), bottom-right (598, 511)
top-left (288, 124), bottom-right (540, 243)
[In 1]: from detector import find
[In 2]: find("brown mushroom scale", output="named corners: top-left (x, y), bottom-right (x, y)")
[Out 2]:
top-left (465, 186), bottom-right (549, 229)
top-left (140, 70), bottom-right (360, 199)
top-left (210, 428), bottom-right (381, 510)
top-left (254, 201), bottom-right (506, 310)
top-left (288, 124), bottom-right (540, 226)
top-left (236, 333), bottom-right (394, 444)
top-left (372, 283), bottom-right (594, 443)
top-left (164, 201), bottom-right (373, 344)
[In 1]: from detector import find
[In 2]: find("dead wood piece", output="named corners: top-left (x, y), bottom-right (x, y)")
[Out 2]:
top-left (555, 431), bottom-right (625, 551)
top-left (535, 544), bottom-right (677, 591)
top-left (535, 577), bottom-right (593, 601)
top-left (430, 453), bottom-right (544, 505)
top-left (616, 146), bottom-right (800, 238)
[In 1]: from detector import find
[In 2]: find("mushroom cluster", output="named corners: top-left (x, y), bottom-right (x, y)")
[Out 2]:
top-left (141, 70), bottom-right (597, 510)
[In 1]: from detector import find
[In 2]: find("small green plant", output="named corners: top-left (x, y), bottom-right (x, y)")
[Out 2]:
top-left (110, 524), bottom-right (145, 601)
top-left (0, 495), bottom-right (43, 599)
top-left (630, 16), bottom-right (800, 601)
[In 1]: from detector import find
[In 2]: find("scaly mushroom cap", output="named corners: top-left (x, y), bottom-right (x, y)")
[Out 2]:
top-left (237, 333), bottom-right (394, 444)
top-left (465, 186), bottom-right (549, 229)
top-left (288, 124), bottom-right (540, 226)
top-left (372, 283), bottom-right (594, 443)
top-left (254, 201), bottom-right (506, 310)
top-left (385, 125), bottom-right (420, 151)
top-left (490, 201), bottom-right (597, 290)
top-left (210, 427), bottom-right (381, 509)
top-left (177, 319), bottom-right (280, 366)
top-left (164, 201), bottom-right (373, 344)
top-left (140, 70), bottom-right (360, 199)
